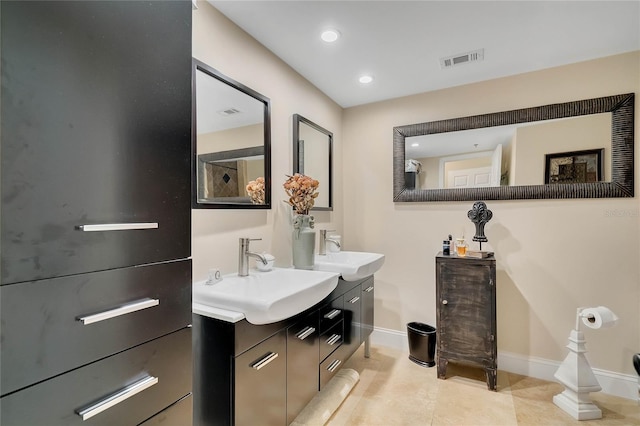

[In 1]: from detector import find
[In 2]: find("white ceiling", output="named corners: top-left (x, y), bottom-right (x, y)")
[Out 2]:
top-left (208, 0), bottom-right (639, 108)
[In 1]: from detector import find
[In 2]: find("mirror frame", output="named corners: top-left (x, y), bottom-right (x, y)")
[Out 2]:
top-left (192, 58), bottom-right (271, 209)
top-left (393, 93), bottom-right (634, 202)
top-left (293, 114), bottom-right (333, 211)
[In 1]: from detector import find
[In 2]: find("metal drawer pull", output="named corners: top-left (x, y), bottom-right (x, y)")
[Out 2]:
top-left (324, 309), bottom-right (341, 319)
top-left (252, 352), bottom-right (279, 371)
top-left (296, 327), bottom-right (316, 340)
top-left (78, 298), bottom-right (159, 325)
top-left (327, 359), bottom-right (341, 372)
top-left (77, 223), bottom-right (159, 232)
top-left (364, 286), bottom-right (374, 293)
top-left (76, 375), bottom-right (158, 421)
top-left (326, 334), bottom-right (341, 345)
top-left (348, 296), bottom-right (360, 304)
top-left (442, 300), bottom-right (448, 305)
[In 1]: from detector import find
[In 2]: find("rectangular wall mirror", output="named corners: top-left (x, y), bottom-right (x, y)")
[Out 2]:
top-left (192, 58), bottom-right (271, 208)
top-left (394, 93), bottom-right (634, 202)
top-left (293, 114), bottom-right (333, 211)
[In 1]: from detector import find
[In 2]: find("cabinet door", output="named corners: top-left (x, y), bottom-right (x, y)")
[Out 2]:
top-left (286, 312), bottom-right (320, 425)
top-left (436, 261), bottom-right (495, 364)
top-left (235, 330), bottom-right (286, 426)
top-left (0, 1), bottom-right (192, 284)
top-left (340, 285), bottom-right (362, 358)
top-left (361, 278), bottom-right (375, 341)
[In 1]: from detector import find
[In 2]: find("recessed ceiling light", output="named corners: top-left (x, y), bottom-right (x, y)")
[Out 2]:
top-left (359, 75), bottom-right (374, 84)
top-left (411, 143), bottom-right (419, 147)
top-left (320, 29), bottom-right (340, 43)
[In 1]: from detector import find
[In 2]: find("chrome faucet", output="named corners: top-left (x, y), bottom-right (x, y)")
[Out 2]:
top-left (318, 229), bottom-right (341, 255)
top-left (238, 238), bottom-right (268, 277)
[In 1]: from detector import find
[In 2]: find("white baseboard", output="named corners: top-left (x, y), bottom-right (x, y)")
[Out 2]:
top-left (370, 327), bottom-right (639, 402)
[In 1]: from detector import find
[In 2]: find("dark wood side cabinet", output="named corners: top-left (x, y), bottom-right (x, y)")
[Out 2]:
top-left (435, 254), bottom-right (497, 391)
top-left (1, 1), bottom-right (193, 424)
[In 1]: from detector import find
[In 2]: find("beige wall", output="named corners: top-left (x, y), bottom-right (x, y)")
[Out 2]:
top-left (192, 2), bottom-right (343, 280)
top-left (198, 123), bottom-right (263, 154)
top-left (343, 51), bottom-right (640, 376)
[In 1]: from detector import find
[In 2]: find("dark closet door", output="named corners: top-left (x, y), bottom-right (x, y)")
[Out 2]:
top-left (1, 1), bottom-right (192, 284)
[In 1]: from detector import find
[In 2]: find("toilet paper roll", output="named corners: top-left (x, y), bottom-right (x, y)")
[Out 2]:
top-left (581, 306), bottom-right (619, 329)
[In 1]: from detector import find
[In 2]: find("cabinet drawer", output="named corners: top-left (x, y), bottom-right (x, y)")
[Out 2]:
top-left (1, 260), bottom-right (192, 395)
top-left (140, 393), bottom-right (193, 426)
top-left (320, 351), bottom-right (346, 390)
top-left (319, 296), bottom-right (343, 333)
top-left (0, 328), bottom-right (192, 425)
top-left (320, 320), bottom-right (343, 361)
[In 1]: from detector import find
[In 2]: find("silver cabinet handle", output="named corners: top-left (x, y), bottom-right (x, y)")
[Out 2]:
top-left (77, 298), bottom-right (159, 325)
top-left (324, 309), bottom-right (341, 319)
top-left (296, 326), bottom-right (316, 340)
top-left (77, 223), bottom-right (158, 232)
top-left (348, 296), bottom-right (360, 304)
top-left (76, 375), bottom-right (158, 421)
top-left (252, 352), bottom-right (279, 371)
top-left (326, 334), bottom-right (341, 345)
top-left (364, 286), bottom-right (374, 293)
top-left (442, 300), bottom-right (448, 305)
top-left (327, 359), bottom-right (341, 372)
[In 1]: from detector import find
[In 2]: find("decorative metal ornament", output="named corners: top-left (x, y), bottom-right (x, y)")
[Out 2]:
top-left (467, 201), bottom-right (493, 249)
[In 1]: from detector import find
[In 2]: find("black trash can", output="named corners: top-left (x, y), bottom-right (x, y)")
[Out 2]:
top-left (407, 322), bottom-right (436, 367)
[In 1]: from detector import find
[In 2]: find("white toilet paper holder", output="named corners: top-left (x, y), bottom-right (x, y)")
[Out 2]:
top-left (554, 305), bottom-right (619, 420)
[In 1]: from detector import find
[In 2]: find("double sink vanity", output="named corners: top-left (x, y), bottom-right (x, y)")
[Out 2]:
top-left (192, 250), bottom-right (384, 425)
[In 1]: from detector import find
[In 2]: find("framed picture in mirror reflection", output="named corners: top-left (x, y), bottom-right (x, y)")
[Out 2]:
top-left (544, 148), bottom-right (603, 185)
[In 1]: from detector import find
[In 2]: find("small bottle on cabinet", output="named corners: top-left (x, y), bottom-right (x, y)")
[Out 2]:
top-left (443, 239), bottom-right (450, 255)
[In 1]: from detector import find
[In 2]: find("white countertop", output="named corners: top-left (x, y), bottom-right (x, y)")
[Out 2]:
top-left (192, 302), bottom-right (245, 323)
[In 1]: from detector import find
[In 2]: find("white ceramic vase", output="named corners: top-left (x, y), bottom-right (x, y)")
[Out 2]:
top-left (292, 214), bottom-right (315, 269)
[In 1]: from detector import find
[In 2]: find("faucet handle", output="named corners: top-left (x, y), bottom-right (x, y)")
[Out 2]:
top-left (239, 238), bottom-right (262, 251)
top-left (240, 237), bottom-right (262, 243)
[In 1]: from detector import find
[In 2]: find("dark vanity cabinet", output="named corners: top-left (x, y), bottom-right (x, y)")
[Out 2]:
top-left (1, 1), bottom-right (193, 424)
top-left (194, 276), bottom-right (375, 426)
top-left (435, 254), bottom-right (497, 391)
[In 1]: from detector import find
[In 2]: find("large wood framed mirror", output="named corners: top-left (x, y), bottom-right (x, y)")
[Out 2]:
top-left (393, 93), bottom-right (634, 202)
top-left (293, 114), bottom-right (333, 210)
top-left (192, 58), bottom-right (271, 209)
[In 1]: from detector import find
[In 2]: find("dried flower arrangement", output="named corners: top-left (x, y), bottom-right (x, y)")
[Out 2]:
top-left (283, 173), bottom-right (319, 215)
top-left (245, 177), bottom-right (265, 204)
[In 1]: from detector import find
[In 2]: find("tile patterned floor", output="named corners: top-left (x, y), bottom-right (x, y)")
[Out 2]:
top-left (327, 346), bottom-right (640, 426)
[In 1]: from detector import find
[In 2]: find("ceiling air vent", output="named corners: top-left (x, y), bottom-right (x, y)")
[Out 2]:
top-left (217, 108), bottom-right (241, 116)
top-left (440, 49), bottom-right (484, 69)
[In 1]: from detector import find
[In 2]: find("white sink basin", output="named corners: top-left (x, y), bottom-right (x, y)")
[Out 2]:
top-left (314, 251), bottom-right (385, 281)
top-left (193, 268), bottom-right (339, 325)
